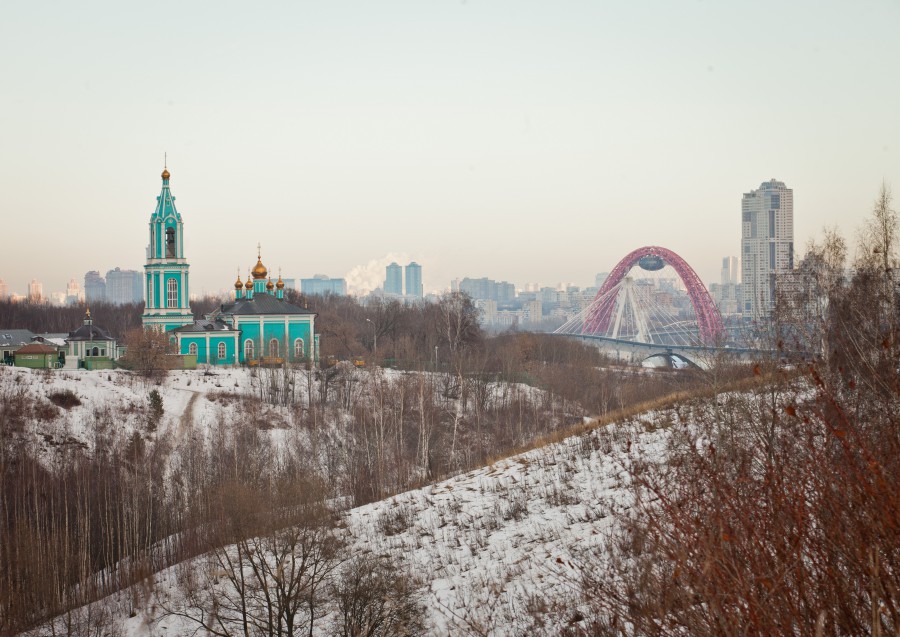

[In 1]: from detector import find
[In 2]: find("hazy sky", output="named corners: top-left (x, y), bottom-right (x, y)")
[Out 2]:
top-left (2, 0), bottom-right (899, 297)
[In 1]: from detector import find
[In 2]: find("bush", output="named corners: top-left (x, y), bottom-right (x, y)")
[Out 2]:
top-left (47, 389), bottom-right (81, 409)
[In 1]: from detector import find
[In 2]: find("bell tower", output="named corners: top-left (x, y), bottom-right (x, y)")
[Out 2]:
top-left (142, 165), bottom-right (194, 330)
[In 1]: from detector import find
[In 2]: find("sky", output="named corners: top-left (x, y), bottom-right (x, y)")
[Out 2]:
top-left (1, 0), bottom-right (899, 297)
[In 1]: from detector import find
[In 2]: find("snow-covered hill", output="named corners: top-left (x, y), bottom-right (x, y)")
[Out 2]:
top-left (11, 361), bottom-right (673, 635)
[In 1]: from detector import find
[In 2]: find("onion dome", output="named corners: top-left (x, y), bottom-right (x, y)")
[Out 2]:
top-left (276, 275), bottom-right (285, 290)
top-left (251, 256), bottom-right (268, 280)
top-left (266, 278), bottom-right (275, 291)
top-left (244, 275), bottom-right (253, 290)
top-left (161, 167), bottom-right (170, 180)
top-left (234, 273), bottom-right (244, 290)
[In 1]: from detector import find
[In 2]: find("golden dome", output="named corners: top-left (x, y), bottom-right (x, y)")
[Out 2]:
top-left (251, 256), bottom-right (268, 280)
top-left (266, 278), bottom-right (275, 291)
top-left (234, 274), bottom-right (244, 290)
top-left (276, 275), bottom-right (285, 290)
top-left (244, 276), bottom-right (253, 290)
top-left (161, 167), bottom-right (170, 180)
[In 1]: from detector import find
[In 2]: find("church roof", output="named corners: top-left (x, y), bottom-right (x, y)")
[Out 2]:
top-left (174, 319), bottom-right (235, 333)
top-left (220, 293), bottom-right (314, 317)
top-left (68, 324), bottom-right (114, 342)
top-left (0, 329), bottom-right (37, 347)
top-left (151, 168), bottom-right (181, 221)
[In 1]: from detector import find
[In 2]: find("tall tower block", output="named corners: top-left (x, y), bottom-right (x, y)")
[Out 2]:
top-left (142, 167), bottom-right (194, 330)
top-left (741, 178), bottom-right (794, 319)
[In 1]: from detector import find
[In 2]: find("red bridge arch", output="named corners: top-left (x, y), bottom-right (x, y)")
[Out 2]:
top-left (583, 246), bottom-right (724, 344)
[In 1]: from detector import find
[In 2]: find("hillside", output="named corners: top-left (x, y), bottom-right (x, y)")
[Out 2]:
top-left (26, 380), bottom-right (673, 636)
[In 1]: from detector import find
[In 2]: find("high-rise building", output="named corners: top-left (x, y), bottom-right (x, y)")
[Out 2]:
top-left (741, 179), bottom-right (793, 319)
top-left (84, 271), bottom-right (106, 304)
top-left (459, 277), bottom-right (516, 303)
top-left (721, 257), bottom-right (739, 285)
top-left (384, 262), bottom-right (403, 295)
top-left (106, 268), bottom-right (143, 305)
top-left (65, 278), bottom-right (81, 305)
top-left (711, 256), bottom-right (741, 316)
top-left (27, 279), bottom-right (43, 302)
top-left (301, 275), bottom-right (347, 296)
top-left (0, 279), bottom-right (8, 299)
top-left (404, 262), bottom-right (423, 298)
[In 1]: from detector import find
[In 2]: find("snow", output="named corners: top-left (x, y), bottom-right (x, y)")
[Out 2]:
top-left (8, 364), bottom-right (675, 636)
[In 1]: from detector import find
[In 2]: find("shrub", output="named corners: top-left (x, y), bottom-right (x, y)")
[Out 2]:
top-left (47, 389), bottom-right (81, 409)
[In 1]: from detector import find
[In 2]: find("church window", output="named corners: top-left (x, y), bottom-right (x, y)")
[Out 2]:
top-left (189, 343), bottom-right (197, 356)
top-left (218, 342), bottom-right (226, 360)
top-left (91, 347), bottom-right (99, 357)
top-left (166, 227), bottom-right (176, 257)
top-left (167, 279), bottom-right (178, 308)
top-left (244, 339), bottom-right (254, 360)
top-left (294, 338), bottom-right (304, 359)
top-left (268, 339), bottom-right (279, 357)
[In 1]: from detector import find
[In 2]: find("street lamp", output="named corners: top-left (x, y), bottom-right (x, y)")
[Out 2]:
top-left (365, 318), bottom-right (377, 354)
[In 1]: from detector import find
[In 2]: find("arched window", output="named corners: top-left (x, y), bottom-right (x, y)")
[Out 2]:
top-left (189, 343), bottom-right (197, 356)
top-left (165, 227), bottom-right (176, 257)
top-left (167, 278), bottom-right (178, 308)
top-left (218, 342), bottom-right (226, 361)
top-left (244, 339), bottom-right (254, 361)
top-left (268, 339), bottom-right (279, 358)
top-left (91, 347), bottom-right (99, 357)
top-left (294, 338), bottom-right (304, 359)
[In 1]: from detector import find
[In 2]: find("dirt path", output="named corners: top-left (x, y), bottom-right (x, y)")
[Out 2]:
top-left (176, 391), bottom-right (200, 441)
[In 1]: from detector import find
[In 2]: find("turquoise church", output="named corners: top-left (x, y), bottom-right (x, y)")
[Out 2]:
top-left (141, 167), bottom-right (318, 366)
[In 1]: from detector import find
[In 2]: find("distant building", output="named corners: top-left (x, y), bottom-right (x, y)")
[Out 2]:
top-left (405, 262), bottom-right (423, 298)
top-left (742, 179), bottom-right (793, 319)
top-left (84, 271), bottom-right (106, 304)
top-left (384, 262), bottom-right (403, 295)
top-left (27, 280), bottom-right (43, 303)
top-left (301, 274), bottom-right (348, 296)
top-left (106, 268), bottom-right (143, 305)
top-left (0, 279), bottom-right (7, 299)
top-left (711, 256), bottom-right (741, 315)
top-left (450, 278), bottom-right (461, 293)
top-left (595, 272), bottom-right (610, 288)
top-left (280, 278), bottom-right (297, 290)
top-left (459, 277), bottom-right (516, 303)
top-left (65, 278), bottom-right (81, 305)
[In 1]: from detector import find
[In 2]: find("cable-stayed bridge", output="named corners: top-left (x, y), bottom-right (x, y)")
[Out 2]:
top-left (554, 246), bottom-right (770, 368)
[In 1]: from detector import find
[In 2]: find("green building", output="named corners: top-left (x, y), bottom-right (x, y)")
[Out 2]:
top-left (14, 343), bottom-right (58, 369)
top-left (138, 165), bottom-right (318, 365)
top-left (175, 250), bottom-right (317, 365)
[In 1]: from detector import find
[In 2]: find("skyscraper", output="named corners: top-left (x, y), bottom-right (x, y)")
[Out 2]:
top-left (721, 256), bottom-right (739, 285)
top-left (65, 278), bottom-right (81, 305)
top-left (84, 271), bottom-right (106, 304)
top-left (384, 262), bottom-right (403, 295)
top-left (741, 179), bottom-right (793, 319)
top-left (0, 279), bottom-right (8, 299)
top-left (404, 262), bottom-right (423, 298)
top-left (106, 268), bottom-right (144, 305)
top-left (27, 279), bottom-right (43, 303)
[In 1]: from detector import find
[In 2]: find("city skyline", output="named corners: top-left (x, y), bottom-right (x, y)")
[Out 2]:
top-left (2, 1), bottom-right (898, 296)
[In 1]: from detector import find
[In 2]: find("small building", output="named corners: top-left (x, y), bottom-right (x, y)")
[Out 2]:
top-left (14, 343), bottom-right (59, 369)
top-left (66, 309), bottom-right (118, 370)
top-left (1, 329), bottom-right (37, 365)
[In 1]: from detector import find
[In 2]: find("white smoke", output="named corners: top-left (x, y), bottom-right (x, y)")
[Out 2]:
top-left (344, 252), bottom-right (411, 296)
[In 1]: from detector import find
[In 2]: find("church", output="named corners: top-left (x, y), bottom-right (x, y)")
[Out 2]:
top-left (141, 167), bottom-right (318, 365)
